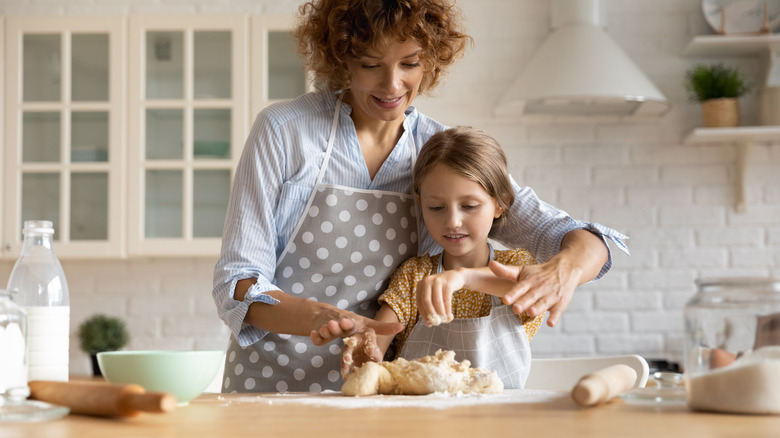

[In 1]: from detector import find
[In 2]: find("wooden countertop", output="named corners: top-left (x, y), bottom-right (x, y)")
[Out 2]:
top-left (2, 390), bottom-right (780, 438)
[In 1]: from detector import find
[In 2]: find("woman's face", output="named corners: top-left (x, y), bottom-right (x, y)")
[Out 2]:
top-left (345, 39), bottom-right (425, 125)
top-left (417, 164), bottom-right (504, 268)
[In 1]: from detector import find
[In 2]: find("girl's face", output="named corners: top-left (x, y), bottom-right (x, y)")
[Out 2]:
top-left (345, 39), bottom-right (424, 125)
top-left (417, 164), bottom-right (504, 269)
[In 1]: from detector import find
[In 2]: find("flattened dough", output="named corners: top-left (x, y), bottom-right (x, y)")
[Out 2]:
top-left (342, 349), bottom-right (503, 396)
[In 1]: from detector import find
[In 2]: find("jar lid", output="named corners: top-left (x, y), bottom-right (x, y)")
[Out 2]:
top-left (696, 277), bottom-right (780, 292)
top-left (0, 387), bottom-right (69, 423)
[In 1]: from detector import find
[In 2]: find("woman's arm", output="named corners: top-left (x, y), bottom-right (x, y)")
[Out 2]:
top-left (212, 111), bottom-right (288, 346)
top-left (232, 279), bottom-right (403, 345)
top-left (486, 176), bottom-right (627, 328)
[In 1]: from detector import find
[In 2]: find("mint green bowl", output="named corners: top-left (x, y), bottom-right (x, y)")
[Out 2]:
top-left (97, 350), bottom-right (224, 405)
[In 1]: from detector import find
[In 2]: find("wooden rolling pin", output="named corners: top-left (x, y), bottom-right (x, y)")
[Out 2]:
top-left (570, 364), bottom-right (637, 407)
top-left (28, 380), bottom-right (177, 417)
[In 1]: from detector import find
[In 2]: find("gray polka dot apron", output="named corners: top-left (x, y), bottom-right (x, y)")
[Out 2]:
top-left (398, 246), bottom-right (532, 389)
top-left (223, 96), bottom-right (419, 393)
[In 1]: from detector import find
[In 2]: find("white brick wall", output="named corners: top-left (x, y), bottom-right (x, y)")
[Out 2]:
top-left (2, 0), bottom-right (779, 375)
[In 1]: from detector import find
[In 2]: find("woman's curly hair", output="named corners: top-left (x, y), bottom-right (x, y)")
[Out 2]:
top-left (293, 0), bottom-right (471, 94)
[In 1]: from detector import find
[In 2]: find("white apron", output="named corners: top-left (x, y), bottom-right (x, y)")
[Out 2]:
top-left (223, 96), bottom-right (419, 393)
top-left (398, 246), bottom-right (532, 389)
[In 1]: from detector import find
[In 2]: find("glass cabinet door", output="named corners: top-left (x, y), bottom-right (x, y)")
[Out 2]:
top-left (250, 15), bottom-right (310, 120)
top-left (128, 16), bottom-right (248, 256)
top-left (3, 17), bottom-right (125, 259)
top-left (1, 18), bottom-right (5, 257)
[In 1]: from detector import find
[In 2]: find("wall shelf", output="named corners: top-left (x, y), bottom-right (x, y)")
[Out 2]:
top-left (684, 34), bottom-right (780, 91)
top-left (683, 34), bottom-right (780, 57)
top-left (684, 126), bottom-right (780, 213)
top-left (683, 125), bottom-right (780, 143)
top-left (684, 34), bottom-right (780, 213)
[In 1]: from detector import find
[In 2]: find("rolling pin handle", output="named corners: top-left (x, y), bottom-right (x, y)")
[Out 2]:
top-left (571, 364), bottom-right (637, 407)
top-left (124, 391), bottom-right (178, 414)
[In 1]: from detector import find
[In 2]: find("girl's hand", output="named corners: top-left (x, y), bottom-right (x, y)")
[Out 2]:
top-left (341, 328), bottom-right (383, 378)
top-left (414, 270), bottom-right (466, 327)
top-left (489, 258), bottom-right (581, 328)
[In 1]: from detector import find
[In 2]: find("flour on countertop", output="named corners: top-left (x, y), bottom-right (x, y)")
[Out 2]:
top-left (212, 389), bottom-right (567, 410)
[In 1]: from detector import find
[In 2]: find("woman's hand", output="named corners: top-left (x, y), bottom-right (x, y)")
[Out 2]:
top-left (414, 270), bottom-right (467, 326)
top-left (489, 259), bottom-right (579, 327)
top-left (310, 313), bottom-right (402, 346)
top-left (340, 328), bottom-right (383, 378)
top-left (489, 229), bottom-right (608, 327)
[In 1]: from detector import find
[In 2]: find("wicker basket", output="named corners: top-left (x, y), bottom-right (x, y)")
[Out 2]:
top-left (701, 98), bottom-right (739, 128)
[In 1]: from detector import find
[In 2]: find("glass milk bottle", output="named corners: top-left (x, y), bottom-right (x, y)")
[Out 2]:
top-left (6, 220), bottom-right (70, 382)
top-left (0, 289), bottom-right (28, 392)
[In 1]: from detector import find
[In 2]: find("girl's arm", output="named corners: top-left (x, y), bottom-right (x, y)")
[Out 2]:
top-left (414, 266), bottom-right (518, 326)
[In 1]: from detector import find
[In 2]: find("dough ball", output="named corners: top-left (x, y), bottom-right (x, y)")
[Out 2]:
top-left (342, 349), bottom-right (503, 396)
top-left (341, 362), bottom-right (394, 396)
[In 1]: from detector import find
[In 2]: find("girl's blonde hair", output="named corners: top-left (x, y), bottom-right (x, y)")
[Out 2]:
top-left (293, 0), bottom-right (471, 93)
top-left (413, 127), bottom-right (514, 231)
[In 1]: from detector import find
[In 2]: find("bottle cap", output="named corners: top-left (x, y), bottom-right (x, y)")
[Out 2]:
top-left (22, 220), bottom-right (54, 235)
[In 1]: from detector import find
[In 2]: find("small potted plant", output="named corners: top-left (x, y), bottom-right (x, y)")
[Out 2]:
top-left (77, 314), bottom-right (130, 376)
top-left (684, 63), bottom-right (752, 127)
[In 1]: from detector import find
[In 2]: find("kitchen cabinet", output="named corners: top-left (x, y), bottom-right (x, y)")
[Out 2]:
top-left (251, 15), bottom-right (310, 118)
top-left (127, 15), bottom-right (249, 256)
top-left (127, 14), bottom-right (306, 256)
top-left (683, 34), bottom-right (780, 213)
top-left (1, 18), bottom-right (5, 257)
top-left (3, 15), bottom-right (307, 259)
top-left (3, 17), bottom-right (126, 259)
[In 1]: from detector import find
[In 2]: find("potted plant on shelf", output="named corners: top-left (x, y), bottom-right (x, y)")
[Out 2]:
top-left (77, 314), bottom-right (130, 376)
top-left (684, 63), bottom-right (752, 128)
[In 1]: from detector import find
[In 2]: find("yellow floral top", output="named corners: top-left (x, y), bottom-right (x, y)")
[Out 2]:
top-left (379, 248), bottom-right (544, 353)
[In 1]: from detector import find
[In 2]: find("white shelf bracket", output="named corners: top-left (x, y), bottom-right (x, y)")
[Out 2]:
top-left (735, 142), bottom-right (752, 213)
top-left (759, 46), bottom-right (780, 88)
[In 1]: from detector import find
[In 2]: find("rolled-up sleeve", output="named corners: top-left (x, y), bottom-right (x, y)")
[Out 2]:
top-left (490, 178), bottom-right (629, 280)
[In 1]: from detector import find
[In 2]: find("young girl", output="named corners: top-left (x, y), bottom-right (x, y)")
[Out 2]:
top-left (341, 126), bottom-right (544, 389)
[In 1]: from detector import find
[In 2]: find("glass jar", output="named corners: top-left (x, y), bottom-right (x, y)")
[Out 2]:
top-left (0, 292), bottom-right (70, 423)
top-left (684, 277), bottom-right (780, 414)
top-left (0, 289), bottom-right (27, 393)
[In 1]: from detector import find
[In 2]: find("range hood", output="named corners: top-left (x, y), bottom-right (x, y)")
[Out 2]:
top-left (495, 0), bottom-right (669, 117)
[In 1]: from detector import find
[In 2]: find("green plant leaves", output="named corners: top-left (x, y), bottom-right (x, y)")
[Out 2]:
top-left (77, 314), bottom-right (130, 354)
top-left (684, 63), bottom-right (753, 103)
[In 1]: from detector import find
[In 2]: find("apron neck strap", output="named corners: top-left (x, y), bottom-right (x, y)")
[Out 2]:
top-left (315, 93), bottom-right (344, 186)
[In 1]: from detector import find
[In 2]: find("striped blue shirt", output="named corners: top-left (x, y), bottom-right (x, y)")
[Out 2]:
top-left (213, 91), bottom-right (628, 347)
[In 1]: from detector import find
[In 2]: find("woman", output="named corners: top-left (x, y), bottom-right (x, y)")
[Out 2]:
top-left (213, 0), bottom-right (628, 393)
